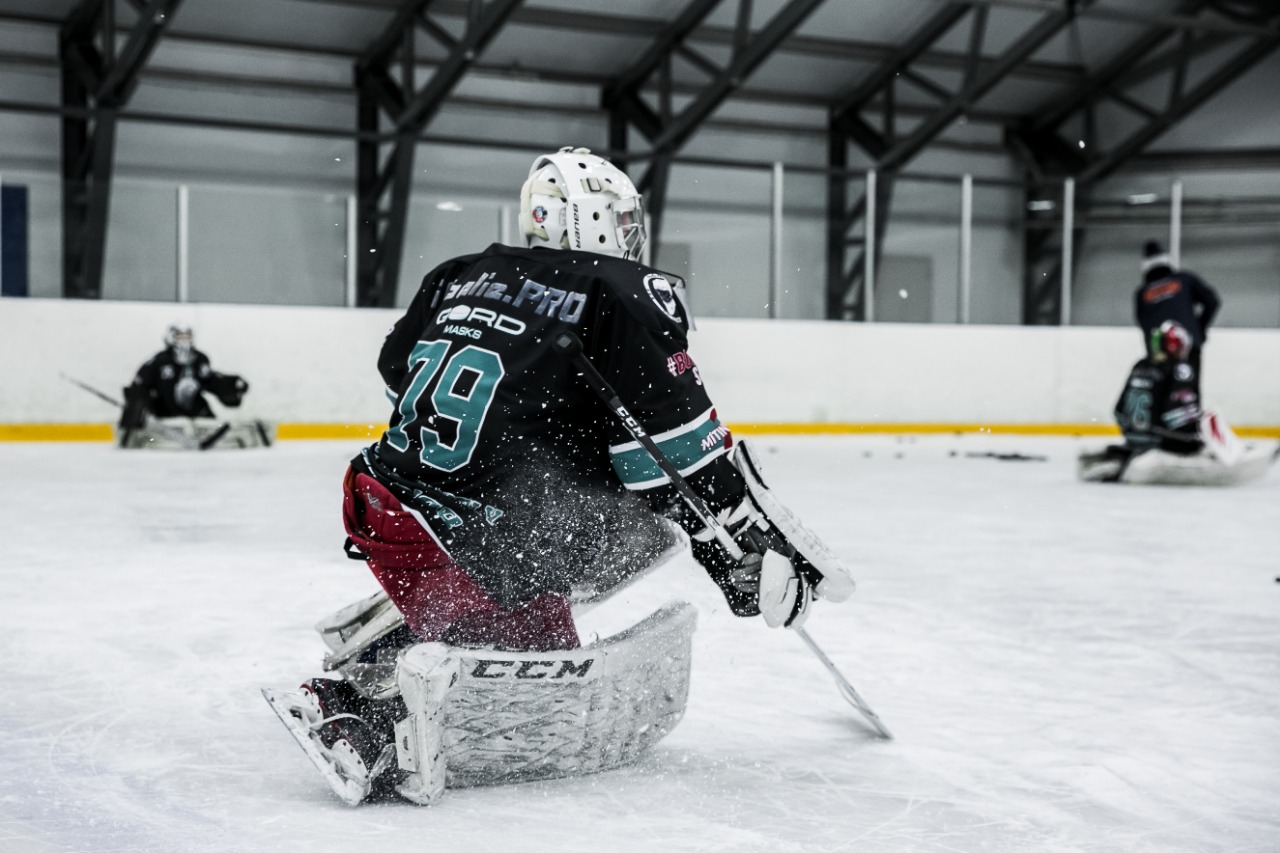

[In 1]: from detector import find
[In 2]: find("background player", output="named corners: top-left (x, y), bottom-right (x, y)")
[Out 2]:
top-left (1135, 240), bottom-right (1221, 391)
top-left (119, 325), bottom-right (249, 434)
top-left (1082, 320), bottom-right (1204, 481)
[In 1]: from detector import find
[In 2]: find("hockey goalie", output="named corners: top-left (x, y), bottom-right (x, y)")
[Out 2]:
top-left (264, 147), bottom-right (855, 806)
top-left (1078, 321), bottom-right (1277, 486)
top-left (116, 324), bottom-right (273, 450)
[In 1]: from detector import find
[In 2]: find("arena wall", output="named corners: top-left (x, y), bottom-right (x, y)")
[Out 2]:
top-left (2, 297), bottom-right (1277, 440)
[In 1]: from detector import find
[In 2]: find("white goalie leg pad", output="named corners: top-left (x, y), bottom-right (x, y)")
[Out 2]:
top-left (732, 440), bottom-right (856, 602)
top-left (400, 601), bottom-right (697, 790)
top-left (1122, 444), bottom-right (1276, 487)
top-left (1198, 408), bottom-right (1244, 465)
top-left (316, 591), bottom-right (407, 698)
top-left (393, 642), bottom-right (459, 806)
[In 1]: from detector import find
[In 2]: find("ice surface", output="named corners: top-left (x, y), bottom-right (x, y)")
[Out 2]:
top-left (1, 435), bottom-right (1277, 853)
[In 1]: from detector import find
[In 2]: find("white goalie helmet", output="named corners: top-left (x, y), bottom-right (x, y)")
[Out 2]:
top-left (519, 147), bottom-right (646, 261)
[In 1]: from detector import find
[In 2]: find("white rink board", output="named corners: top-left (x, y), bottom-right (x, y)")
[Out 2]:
top-left (2, 296), bottom-right (1278, 425)
top-left (0, 435), bottom-right (1275, 852)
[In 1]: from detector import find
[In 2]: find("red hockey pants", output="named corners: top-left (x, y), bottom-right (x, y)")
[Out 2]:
top-left (341, 468), bottom-right (579, 652)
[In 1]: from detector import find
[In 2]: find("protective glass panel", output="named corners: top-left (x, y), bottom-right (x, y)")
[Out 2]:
top-left (397, 198), bottom-right (503, 309)
top-left (661, 163), bottom-right (771, 320)
top-left (187, 186), bottom-right (347, 306)
top-left (1069, 178), bottom-right (1173, 329)
top-left (879, 176), bottom-right (961, 324)
top-left (968, 183), bottom-right (1023, 326)
top-left (102, 179), bottom-right (179, 302)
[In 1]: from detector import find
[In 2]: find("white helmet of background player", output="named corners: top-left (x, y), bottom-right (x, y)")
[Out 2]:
top-left (1152, 320), bottom-right (1192, 362)
top-left (165, 324), bottom-right (195, 365)
top-left (519, 147), bottom-right (646, 261)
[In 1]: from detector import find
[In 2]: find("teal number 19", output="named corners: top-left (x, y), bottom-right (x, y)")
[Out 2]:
top-left (386, 341), bottom-right (506, 472)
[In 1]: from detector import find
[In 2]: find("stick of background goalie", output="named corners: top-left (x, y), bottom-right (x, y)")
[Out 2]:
top-left (58, 373), bottom-right (231, 451)
top-left (550, 331), bottom-right (892, 739)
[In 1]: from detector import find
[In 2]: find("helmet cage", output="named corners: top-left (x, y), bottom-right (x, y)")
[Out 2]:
top-left (519, 147), bottom-right (646, 261)
top-left (165, 324), bottom-right (194, 364)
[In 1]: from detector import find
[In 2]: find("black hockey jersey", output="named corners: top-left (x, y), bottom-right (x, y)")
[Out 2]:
top-left (121, 348), bottom-right (248, 426)
top-left (359, 244), bottom-right (738, 550)
top-left (1114, 357), bottom-right (1202, 454)
top-left (125, 349), bottom-right (218, 420)
top-left (1133, 269), bottom-right (1220, 347)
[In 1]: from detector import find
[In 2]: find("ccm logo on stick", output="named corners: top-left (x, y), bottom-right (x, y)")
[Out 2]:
top-left (470, 659), bottom-right (595, 679)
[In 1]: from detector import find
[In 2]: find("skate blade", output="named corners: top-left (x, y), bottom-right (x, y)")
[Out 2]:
top-left (261, 687), bottom-right (370, 807)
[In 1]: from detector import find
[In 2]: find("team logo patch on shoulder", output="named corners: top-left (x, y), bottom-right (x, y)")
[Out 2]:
top-left (643, 274), bottom-right (680, 320)
top-left (1175, 363), bottom-right (1193, 381)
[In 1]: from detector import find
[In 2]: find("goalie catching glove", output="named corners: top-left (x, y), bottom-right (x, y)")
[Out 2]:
top-left (690, 440), bottom-right (855, 629)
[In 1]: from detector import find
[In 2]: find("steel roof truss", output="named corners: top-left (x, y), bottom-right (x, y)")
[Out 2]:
top-left (824, 0), bottom-right (1079, 319)
top-left (59, 0), bottom-right (181, 299)
top-left (1015, 3), bottom-right (1278, 325)
top-left (604, 0), bottom-right (825, 263)
top-left (354, 0), bottom-right (522, 307)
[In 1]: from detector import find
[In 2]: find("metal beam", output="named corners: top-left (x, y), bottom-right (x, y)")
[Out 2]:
top-left (825, 2), bottom-right (968, 319)
top-left (880, 2), bottom-right (1090, 174)
top-left (1, 3), bottom-right (1091, 90)
top-left (354, 0), bottom-right (522, 308)
top-left (1013, 4), bottom-right (1279, 324)
top-left (605, 0), bottom-right (825, 263)
top-left (831, 2), bottom-right (972, 119)
top-left (1024, 0), bottom-right (1214, 136)
top-left (971, 0), bottom-right (1280, 37)
top-left (1078, 34), bottom-right (1280, 184)
top-left (60, 0), bottom-right (182, 299)
top-left (824, 2), bottom-right (1087, 321)
top-left (286, 0), bottom-right (1087, 82)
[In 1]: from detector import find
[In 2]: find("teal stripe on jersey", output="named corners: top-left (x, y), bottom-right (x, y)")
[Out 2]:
top-left (609, 412), bottom-right (730, 489)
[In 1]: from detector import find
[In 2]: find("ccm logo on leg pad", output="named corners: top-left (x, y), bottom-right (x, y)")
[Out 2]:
top-left (470, 659), bottom-right (595, 679)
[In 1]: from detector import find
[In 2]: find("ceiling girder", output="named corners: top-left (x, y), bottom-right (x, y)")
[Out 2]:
top-left (878, 2), bottom-right (1092, 175)
top-left (0, 5), bottom-right (1090, 89)
top-left (60, 0), bottom-right (182, 300)
top-left (1078, 33), bottom-right (1280, 184)
top-left (824, 0), bottom-right (1088, 320)
top-left (604, 0), bottom-right (825, 263)
top-left (1012, 3), bottom-right (1279, 324)
top-left (353, 0), bottom-right (522, 308)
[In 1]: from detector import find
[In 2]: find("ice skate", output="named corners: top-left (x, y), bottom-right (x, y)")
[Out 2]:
top-left (262, 678), bottom-right (401, 806)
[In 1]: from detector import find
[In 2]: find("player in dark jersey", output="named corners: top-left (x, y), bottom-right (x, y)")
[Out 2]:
top-left (342, 147), bottom-right (845, 650)
top-left (119, 325), bottom-right (249, 431)
top-left (279, 147), bottom-right (853, 807)
top-left (1083, 321), bottom-right (1203, 481)
top-left (1134, 240), bottom-right (1220, 387)
top-left (1116, 320), bottom-right (1202, 455)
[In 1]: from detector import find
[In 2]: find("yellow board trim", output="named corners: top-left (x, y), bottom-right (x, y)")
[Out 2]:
top-left (2, 422), bottom-right (1278, 442)
top-left (0, 423), bottom-right (115, 442)
top-left (727, 422), bottom-right (1128, 436)
top-left (274, 423), bottom-right (384, 441)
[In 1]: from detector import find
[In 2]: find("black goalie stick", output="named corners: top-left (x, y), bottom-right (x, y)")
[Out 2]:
top-left (552, 331), bottom-right (892, 738)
